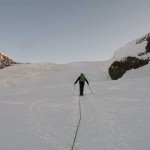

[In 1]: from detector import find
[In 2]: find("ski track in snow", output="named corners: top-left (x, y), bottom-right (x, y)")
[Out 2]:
top-left (74, 92), bottom-right (138, 150)
top-left (28, 100), bottom-right (71, 150)
top-left (25, 92), bottom-right (81, 150)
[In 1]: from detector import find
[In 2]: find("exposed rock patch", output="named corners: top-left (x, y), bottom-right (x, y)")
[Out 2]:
top-left (109, 57), bottom-right (149, 80)
top-left (109, 36), bottom-right (150, 80)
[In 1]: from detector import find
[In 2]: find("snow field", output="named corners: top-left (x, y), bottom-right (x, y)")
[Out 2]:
top-left (0, 38), bottom-right (150, 150)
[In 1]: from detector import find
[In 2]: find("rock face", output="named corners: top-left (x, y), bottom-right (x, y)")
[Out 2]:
top-left (109, 35), bottom-right (150, 80)
top-left (109, 57), bottom-right (149, 80)
top-left (146, 37), bottom-right (150, 53)
top-left (0, 53), bottom-right (17, 69)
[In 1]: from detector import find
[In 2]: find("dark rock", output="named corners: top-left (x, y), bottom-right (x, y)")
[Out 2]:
top-left (138, 52), bottom-right (146, 56)
top-left (146, 41), bottom-right (150, 53)
top-left (109, 61), bottom-right (126, 80)
top-left (109, 57), bottom-right (149, 80)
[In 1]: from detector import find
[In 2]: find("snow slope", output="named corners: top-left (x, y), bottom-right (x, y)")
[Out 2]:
top-left (0, 61), bottom-right (150, 150)
top-left (1, 37), bottom-right (150, 150)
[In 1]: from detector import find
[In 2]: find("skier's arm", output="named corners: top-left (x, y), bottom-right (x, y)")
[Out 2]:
top-left (85, 78), bottom-right (89, 84)
top-left (74, 77), bottom-right (80, 84)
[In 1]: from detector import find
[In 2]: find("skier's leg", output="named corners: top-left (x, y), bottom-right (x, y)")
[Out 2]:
top-left (82, 83), bottom-right (84, 95)
top-left (79, 83), bottom-right (82, 95)
top-left (80, 82), bottom-right (84, 96)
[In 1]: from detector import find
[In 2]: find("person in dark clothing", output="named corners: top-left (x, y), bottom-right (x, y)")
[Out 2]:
top-left (74, 73), bottom-right (89, 96)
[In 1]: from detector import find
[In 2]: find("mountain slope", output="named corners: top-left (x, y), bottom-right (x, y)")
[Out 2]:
top-left (0, 59), bottom-right (150, 150)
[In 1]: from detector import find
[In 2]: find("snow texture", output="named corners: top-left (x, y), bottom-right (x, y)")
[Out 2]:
top-left (0, 39), bottom-right (150, 150)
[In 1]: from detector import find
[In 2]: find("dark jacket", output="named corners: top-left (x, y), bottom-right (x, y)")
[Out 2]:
top-left (74, 76), bottom-right (89, 85)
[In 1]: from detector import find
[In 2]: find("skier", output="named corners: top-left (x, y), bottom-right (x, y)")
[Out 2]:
top-left (74, 73), bottom-right (89, 96)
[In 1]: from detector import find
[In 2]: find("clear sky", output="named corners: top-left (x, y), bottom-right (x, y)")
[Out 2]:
top-left (0, 0), bottom-right (150, 64)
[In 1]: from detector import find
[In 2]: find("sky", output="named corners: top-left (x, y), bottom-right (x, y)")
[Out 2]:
top-left (0, 0), bottom-right (150, 64)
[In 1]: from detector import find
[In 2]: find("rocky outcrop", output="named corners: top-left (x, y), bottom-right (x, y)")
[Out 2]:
top-left (109, 60), bottom-right (126, 80)
top-left (109, 36), bottom-right (150, 80)
top-left (145, 37), bottom-right (150, 53)
top-left (0, 53), bottom-right (18, 69)
top-left (109, 57), bottom-right (149, 80)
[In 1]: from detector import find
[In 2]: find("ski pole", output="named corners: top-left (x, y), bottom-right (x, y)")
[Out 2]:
top-left (88, 84), bottom-right (92, 94)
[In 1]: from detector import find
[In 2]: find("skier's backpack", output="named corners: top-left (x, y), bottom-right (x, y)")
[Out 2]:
top-left (80, 73), bottom-right (85, 82)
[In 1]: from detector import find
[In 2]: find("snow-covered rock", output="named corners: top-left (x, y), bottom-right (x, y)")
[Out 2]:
top-left (108, 33), bottom-right (150, 80)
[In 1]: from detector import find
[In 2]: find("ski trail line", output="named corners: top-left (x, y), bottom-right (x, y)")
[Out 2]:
top-left (71, 96), bottom-right (81, 150)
